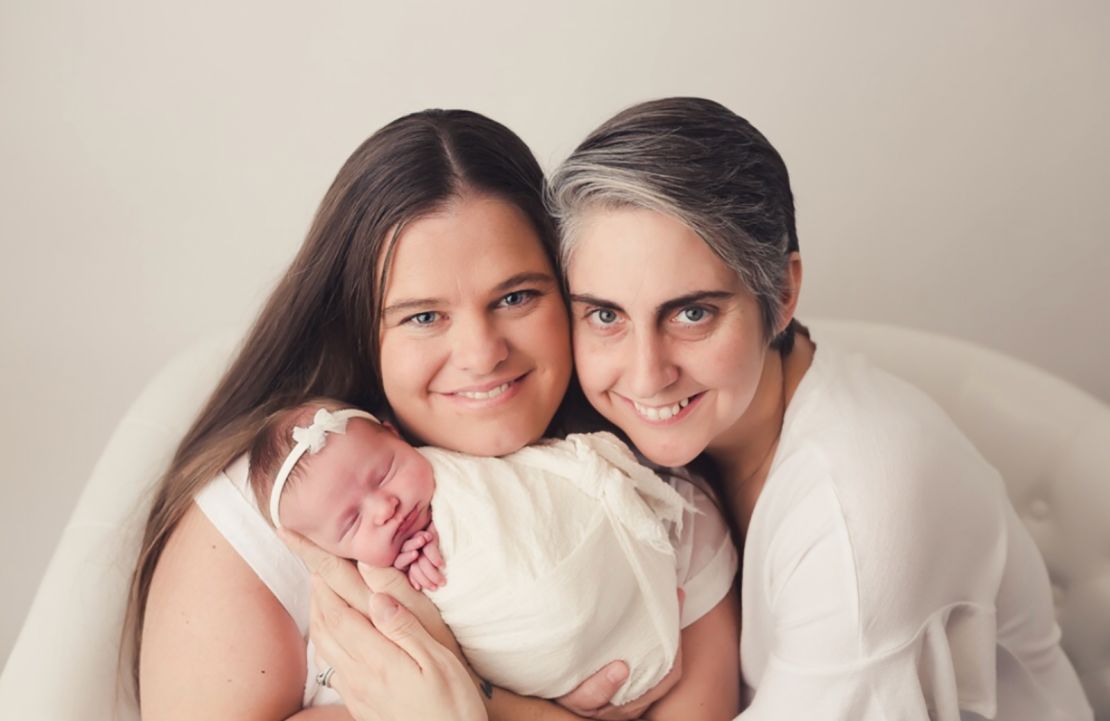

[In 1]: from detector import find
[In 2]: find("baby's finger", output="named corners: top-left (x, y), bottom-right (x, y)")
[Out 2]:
top-left (423, 539), bottom-right (446, 570)
top-left (400, 534), bottom-right (428, 554)
top-left (409, 563), bottom-right (435, 592)
top-left (417, 554), bottom-right (446, 587)
top-left (414, 557), bottom-right (439, 590)
top-left (393, 549), bottom-right (420, 570)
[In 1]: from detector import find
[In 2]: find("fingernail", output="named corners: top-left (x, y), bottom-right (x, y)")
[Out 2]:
top-left (607, 665), bottom-right (628, 684)
top-left (369, 592), bottom-right (400, 621)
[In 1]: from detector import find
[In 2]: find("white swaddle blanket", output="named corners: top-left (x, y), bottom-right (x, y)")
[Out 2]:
top-left (305, 431), bottom-right (696, 707)
top-left (422, 431), bottom-right (692, 704)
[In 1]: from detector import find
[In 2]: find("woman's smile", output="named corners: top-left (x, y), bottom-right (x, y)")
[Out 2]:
top-left (614, 390), bottom-right (707, 424)
top-left (439, 371), bottom-right (530, 406)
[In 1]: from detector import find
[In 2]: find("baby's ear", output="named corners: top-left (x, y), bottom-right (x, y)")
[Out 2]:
top-left (379, 420), bottom-right (401, 437)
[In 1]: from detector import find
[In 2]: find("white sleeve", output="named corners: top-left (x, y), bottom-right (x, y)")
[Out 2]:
top-left (739, 479), bottom-right (999, 721)
top-left (668, 476), bottom-right (739, 628)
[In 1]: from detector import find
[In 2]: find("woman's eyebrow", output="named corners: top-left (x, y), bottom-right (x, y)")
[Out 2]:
top-left (569, 293), bottom-right (625, 312)
top-left (570, 290), bottom-right (735, 317)
top-left (493, 271), bottom-right (557, 292)
top-left (382, 297), bottom-right (445, 318)
top-left (383, 272), bottom-right (556, 318)
top-left (656, 290), bottom-right (735, 317)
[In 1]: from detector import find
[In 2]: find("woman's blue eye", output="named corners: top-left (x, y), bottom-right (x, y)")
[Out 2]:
top-left (677, 307), bottom-right (709, 324)
top-left (408, 311), bottom-right (438, 326)
top-left (500, 290), bottom-right (535, 307)
top-left (593, 308), bottom-right (618, 324)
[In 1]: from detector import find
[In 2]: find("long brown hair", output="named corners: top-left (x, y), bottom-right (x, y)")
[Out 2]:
top-left (121, 109), bottom-right (558, 697)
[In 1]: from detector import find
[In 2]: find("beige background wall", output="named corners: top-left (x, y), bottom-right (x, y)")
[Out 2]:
top-left (1, 0), bottom-right (1107, 667)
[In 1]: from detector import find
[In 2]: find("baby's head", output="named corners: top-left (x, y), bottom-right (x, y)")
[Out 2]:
top-left (249, 399), bottom-right (435, 566)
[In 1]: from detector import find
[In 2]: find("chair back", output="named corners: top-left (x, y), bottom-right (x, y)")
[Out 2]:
top-left (0, 332), bottom-right (239, 720)
top-left (812, 319), bottom-right (1110, 719)
top-left (2, 322), bottom-right (1108, 718)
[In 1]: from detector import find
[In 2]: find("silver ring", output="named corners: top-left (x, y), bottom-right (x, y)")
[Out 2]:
top-left (316, 665), bottom-right (336, 688)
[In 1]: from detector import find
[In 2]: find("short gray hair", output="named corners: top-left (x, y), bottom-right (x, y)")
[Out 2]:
top-left (547, 97), bottom-right (801, 351)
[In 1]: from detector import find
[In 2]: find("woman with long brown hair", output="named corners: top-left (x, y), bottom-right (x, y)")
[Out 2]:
top-left (128, 109), bottom-right (567, 719)
top-left (128, 108), bottom-right (736, 721)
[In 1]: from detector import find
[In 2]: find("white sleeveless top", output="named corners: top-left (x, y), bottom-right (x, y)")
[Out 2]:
top-left (194, 454), bottom-right (311, 634)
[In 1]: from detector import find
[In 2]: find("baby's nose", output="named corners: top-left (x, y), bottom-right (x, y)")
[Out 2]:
top-left (371, 493), bottom-right (400, 525)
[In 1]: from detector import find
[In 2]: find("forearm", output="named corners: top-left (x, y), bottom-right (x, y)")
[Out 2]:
top-left (642, 593), bottom-right (741, 721)
top-left (288, 706), bottom-right (356, 721)
top-left (487, 686), bottom-right (594, 721)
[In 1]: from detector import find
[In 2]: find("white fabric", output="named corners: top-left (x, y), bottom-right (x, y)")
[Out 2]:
top-left (737, 343), bottom-right (1093, 721)
top-left (198, 435), bottom-right (737, 709)
top-left (419, 432), bottom-right (719, 704)
top-left (194, 455), bottom-right (311, 634)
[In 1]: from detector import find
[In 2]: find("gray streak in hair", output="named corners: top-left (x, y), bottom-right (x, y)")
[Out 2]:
top-left (546, 97), bottom-right (801, 351)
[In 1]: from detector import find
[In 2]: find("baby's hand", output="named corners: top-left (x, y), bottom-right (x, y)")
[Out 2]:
top-left (392, 530), bottom-right (433, 572)
top-left (406, 524), bottom-right (446, 592)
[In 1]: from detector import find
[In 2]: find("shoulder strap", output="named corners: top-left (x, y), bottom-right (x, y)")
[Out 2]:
top-left (194, 456), bottom-right (310, 635)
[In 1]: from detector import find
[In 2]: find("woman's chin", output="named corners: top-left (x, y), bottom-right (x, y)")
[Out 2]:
top-left (445, 423), bottom-right (544, 458)
top-left (620, 430), bottom-right (704, 469)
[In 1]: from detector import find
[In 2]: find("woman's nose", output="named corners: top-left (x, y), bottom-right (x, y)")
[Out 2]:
top-left (367, 492), bottom-right (400, 526)
top-left (450, 315), bottom-right (510, 375)
top-left (628, 332), bottom-right (679, 399)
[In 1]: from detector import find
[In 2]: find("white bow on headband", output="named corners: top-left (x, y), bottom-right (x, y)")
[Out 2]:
top-left (269, 407), bottom-right (380, 529)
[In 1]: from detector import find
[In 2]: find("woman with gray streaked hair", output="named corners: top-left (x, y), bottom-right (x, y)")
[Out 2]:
top-left (545, 97), bottom-right (1093, 720)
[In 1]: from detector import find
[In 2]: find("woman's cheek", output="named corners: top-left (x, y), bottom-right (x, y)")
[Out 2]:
top-left (381, 335), bottom-right (439, 420)
top-left (572, 336), bottom-right (614, 400)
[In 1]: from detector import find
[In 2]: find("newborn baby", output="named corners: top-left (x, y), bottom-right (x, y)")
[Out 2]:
top-left (249, 399), bottom-right (737, 712)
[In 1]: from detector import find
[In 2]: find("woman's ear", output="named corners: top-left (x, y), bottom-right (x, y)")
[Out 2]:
top-left (778, 252), bottom-right (803, 333)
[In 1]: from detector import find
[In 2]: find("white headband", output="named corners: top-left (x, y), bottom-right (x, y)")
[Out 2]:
top-left (269, 407), bottom-right (380, 529)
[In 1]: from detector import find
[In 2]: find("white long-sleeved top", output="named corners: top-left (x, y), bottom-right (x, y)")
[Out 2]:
top-left (737, 344), bottom-right (1092, 720)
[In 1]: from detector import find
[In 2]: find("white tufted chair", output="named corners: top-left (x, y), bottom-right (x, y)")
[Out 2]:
top-left (1, 320), bottom-right (1107, 720)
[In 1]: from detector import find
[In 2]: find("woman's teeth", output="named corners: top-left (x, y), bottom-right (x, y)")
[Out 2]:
top-left (456, 382), bottom-right (512, 400)
top-left (633, 397), bottom-right (690, 421)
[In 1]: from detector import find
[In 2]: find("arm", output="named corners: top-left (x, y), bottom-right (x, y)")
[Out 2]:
top-left (489, 653), bottom-right (681, 721)
top-left (286, 530), bottom-right (675, 721)
top-left (643, 592), bottom-right (740, 721)
top-left (141, 503), bottom-right (334, 721)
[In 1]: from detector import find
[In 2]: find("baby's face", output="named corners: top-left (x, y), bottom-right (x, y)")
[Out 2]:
top-left (280, 419), bottom-right (435, 566)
